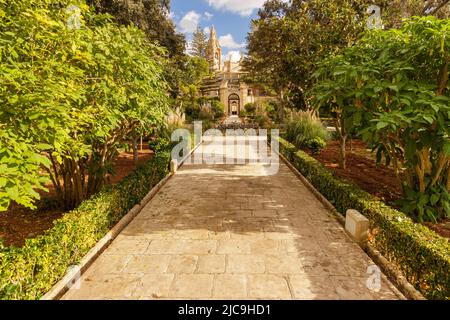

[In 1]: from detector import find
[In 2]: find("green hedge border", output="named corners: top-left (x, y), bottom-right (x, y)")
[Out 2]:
top-left (277, 137), bottom-right (450, 300)
top-left (0, 152), bottom-right (170, 300)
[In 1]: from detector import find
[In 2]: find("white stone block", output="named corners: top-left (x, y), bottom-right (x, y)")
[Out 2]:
top-left (170, 159), bottom-right (178, 174)
top-left (345, 209), bottom-right (369, 243)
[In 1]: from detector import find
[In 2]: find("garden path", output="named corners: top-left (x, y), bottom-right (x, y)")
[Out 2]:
top-left (63, 136), bottom-right (403, 300)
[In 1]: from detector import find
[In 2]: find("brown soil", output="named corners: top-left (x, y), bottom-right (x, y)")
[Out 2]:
top-left (0, 146), bottom-right (153, 248)
top-left (310, 139), bottom-right (450, 240)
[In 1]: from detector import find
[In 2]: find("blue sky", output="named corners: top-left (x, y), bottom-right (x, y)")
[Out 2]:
top-left (171, 0), bottom-right (268, 61)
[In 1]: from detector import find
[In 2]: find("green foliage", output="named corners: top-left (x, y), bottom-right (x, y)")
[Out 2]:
top-left (399, 184), bottom-right (450, 223)
top-left (198, 109), bottom-right (214, 122)
top-left (286, 112), bottom-right (329, 153)
top-left (306, 137), bottom-right (327, 155)
top-left (0, 0), bottom-right (170, 210)
top-left (245, 0), bottom-right (450, 114)
top-left (244, 103), bottom-right (257, 114)
top-left (312, 17), bottom-right (450, 222)
top-left (254, 114), bottom-right (271, 128)
top-left (208, 99), bottom-right (225, 119)
top-left (86, 0), bottom-right (185, 59)
top-left (0, 152), bottom-right (170, 300)
top-left (178, 56), bottom-right (210, 121)
top-left (190, 25), bottom-right (208, 59)
top-left (244, 0), bottom-right (370, 110)
top-left (264, 102), bottom-right (280, 122)
top-left (277, 136), bottom-right (450, 300)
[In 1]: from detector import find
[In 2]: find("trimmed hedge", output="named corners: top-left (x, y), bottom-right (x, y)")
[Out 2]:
top-left (0, 152), bottom-right (170, 300)
top-left (277, 136), bottom-right (450, 300)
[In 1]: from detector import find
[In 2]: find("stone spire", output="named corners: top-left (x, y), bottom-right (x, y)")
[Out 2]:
top-left (206, 25), bottom-right (222, 72)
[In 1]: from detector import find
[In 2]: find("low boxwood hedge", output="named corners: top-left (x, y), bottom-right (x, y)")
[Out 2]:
top-left (0, 152), bottom-right (170, 300)
top-left (277, 136), bottom-right (450, 300)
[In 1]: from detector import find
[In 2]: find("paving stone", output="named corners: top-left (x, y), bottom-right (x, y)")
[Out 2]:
top-left (132, 274), bottom-right (175, 299)
top-left (247, 275), bottom-right (292, 299)
top-left (146, 239), bottom-right (184, 254)
top-left (264, 254), bottom-right (306, 274)
top-left (169, 274), bottom-right (214, 298)
top-left (167, 255), bottom-right (198, 274)
top-left (217, 240), bottom-right (251, 254)
top-left (331, 276), bottom-right (377, 300)
top-left (63, 274), bottom-right (141, 299)
top-left (180, 240), bottom-right (217, 254)
top-left (250, 239), bottom-right (280, 254)
top-left (213, 275), bottom-right (247, 298)
top-left (289, 275), bottom-right (338, 300)
top-left (123, 255), bottom-right (171, 274)
top-left (226, 255), bottom-right (265, 274)
top-left (196, 255), bottom-right (226, 273)
top-left (105, 239), bottom-right (151, 255)
top-left (87, 255), bottom-right (131, 275)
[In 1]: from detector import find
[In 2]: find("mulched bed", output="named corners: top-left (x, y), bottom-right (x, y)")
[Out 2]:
top-left (309, 139), bottom-right (450, 240)
top-left (0, 147), bottom-right (154, 247)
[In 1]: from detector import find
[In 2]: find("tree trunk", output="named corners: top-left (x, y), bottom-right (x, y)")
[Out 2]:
top-left (339, 135), bottom-right (347, 170)
top-left (133, 136), bottom-right (139, 166)
top-left (334, 114), bottom-right (347, 170)
top-left (278, 89), bottom-right (285, 122)
top-left (447, 165), bottom-right (450, 192)
top-left (437, 60), bottom-right (449, 95)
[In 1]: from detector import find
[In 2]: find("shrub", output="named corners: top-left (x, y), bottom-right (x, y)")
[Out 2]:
top-left (244, 103), bottom-right (257, 114)
top-left (210, 99), bottom-right (225, 119)
top-left (277, 136), bottom-right (450, 299)
top-left (239, 110), bottom-right (248, 118)
top-left (286, 111), bottom-right (329, 153)
top-left (0, 152), bottom-right (170, 300)
top-left (264, 102), bottom-right (279, 122)
top-left (255, 115), bottom-right (271, 128)
top-left (307, 137), bottom-right (327, 155)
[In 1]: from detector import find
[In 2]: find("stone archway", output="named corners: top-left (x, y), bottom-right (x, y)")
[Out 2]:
top-left (228, 94), bottom-right (240, 116)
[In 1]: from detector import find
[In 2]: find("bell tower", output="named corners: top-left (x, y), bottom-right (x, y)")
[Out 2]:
top-left (206, 26), bottom-right (222, 72)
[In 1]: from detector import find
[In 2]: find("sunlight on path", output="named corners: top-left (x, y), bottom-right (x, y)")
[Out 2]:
top-left (62, 136), bottom-right (403, 300)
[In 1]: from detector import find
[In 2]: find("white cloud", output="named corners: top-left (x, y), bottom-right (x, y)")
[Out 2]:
top-left (219, 34), bottom-right (245, 49)
top-left (225, 51), bottom-right (243, 62)
top-left (179, 11), bottom-right (201, 34)
top-left (204, 26), bottom-right (211, 35)
top-left (204, 12), bottom-right (214, 20)
top-left (207, 0), bottom-right (266, 16)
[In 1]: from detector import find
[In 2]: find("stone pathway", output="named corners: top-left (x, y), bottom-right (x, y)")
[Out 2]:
top-left (63, 137), bottom-right (403, 300)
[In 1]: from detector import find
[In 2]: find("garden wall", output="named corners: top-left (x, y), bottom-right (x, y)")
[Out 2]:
top-left (277, 137), bottom-right (450, 300)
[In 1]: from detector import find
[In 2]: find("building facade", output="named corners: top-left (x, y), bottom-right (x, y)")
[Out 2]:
top-left (201, 27), bottom-right (271, 117)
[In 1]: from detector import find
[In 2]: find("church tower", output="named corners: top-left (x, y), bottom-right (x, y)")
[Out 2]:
top-left (206, 26), bottom-right (222, 72)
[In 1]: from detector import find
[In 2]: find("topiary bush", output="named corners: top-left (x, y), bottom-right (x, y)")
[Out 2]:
top-left (0, 152), bottom-right (170, 300)
top-left (277, 136), bottom-right (450, 299)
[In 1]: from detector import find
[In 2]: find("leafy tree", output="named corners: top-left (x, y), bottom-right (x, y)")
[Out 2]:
top-left (245, 0), bottom-right (450, 116)
top-left (177, 56), bottom-right (210, 117)
top-left (86, 0), bottom-right (185, 58)
top-left (0, 0), bottom-right (170, 210)
top-left (190, 26), bottom-right (208, 59)
top-left (312, 17), bottom-right (450, 222)
top-left (86, 0), bottom-right (187, 105)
